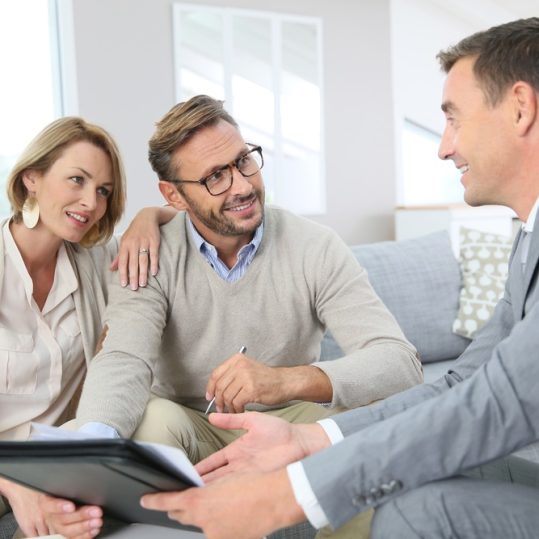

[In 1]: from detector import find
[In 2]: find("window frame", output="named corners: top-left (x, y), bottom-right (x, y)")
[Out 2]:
top-left (172, 2), bottom-right (326, 215)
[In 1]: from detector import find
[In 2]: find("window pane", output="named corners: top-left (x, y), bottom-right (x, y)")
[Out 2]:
top-left (0, 0), bottom-right (58, 218)
top-left (176, 10), bottom-right (225, 101)
top-left (401, 120), bottom-right (463, 205)
top-left (281, 21), bottom-right (320, 151)
top-left (280, 21), bottom-right (322, 213)
top-left (230, 16), bottom-right (275, 202)
top-left (0, 0), bottom-right (55, 216)
top-left (174, 5), bottom-right (324, 215)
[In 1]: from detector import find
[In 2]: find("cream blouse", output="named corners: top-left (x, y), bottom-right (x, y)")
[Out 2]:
top-left (0, 221), bottom-right (85, 440)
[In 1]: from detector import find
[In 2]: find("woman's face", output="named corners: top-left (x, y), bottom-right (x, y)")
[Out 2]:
top-left (25, 140), bottom-right (113, 243)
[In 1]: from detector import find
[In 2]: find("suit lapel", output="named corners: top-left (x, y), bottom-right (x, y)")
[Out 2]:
top-left (508, 229), bottom-right (525, 319)
top-left (520, 224), bottom-right (539, 318)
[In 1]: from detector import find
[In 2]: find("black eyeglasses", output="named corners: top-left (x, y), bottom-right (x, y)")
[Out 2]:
top-left (168, 144), bottom-right (264, 196)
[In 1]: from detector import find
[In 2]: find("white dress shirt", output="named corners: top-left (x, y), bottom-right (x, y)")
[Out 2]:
top-left (520, 196), bottom-right (539, 268)
top-left (0, 221), bottom-right (85, 440)
top-left (287, 418), bottom-right (344, 528)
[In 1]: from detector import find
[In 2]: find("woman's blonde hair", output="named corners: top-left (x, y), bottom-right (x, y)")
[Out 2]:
top-left (7, 116), bottom-right (126, 247)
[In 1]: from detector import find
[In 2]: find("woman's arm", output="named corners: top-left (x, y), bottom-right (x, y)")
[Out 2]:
top-left (0, 478), bottom-right (54, 537)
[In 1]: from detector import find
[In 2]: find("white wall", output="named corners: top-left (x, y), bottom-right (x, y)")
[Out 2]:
top-left (69, 0), bottom-right (176, 227)
top-left (64, 0), bottom-right (533, 244)
top-left (66, 0), bottom-right (396, 244)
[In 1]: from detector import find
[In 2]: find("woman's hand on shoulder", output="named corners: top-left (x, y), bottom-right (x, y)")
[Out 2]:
top-left (110, 206), bottom-right (176, 290)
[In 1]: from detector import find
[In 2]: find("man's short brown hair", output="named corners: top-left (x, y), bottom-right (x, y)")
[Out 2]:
top-left (148, 95), bottom-right (238, 182)
top-left (437, 17), bottom-right (539, 105)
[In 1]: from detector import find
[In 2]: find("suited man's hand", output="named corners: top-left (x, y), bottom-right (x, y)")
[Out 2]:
top-left (141, 469), bottom-right (305, 539)
top-left (195, 412), bottom-right (331, 483)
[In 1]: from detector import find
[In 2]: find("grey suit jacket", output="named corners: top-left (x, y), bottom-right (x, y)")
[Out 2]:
top-left (302, 226), bottom-right (539, 529)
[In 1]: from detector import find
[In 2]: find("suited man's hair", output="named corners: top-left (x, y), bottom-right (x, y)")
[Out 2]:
top-left (437, 17), bottom-right (539, 106)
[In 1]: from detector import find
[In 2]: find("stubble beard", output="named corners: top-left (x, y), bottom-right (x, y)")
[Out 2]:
top-left (185, 188), bottom-right (265, 237)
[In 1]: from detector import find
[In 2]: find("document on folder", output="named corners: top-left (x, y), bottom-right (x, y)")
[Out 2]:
top-left (0, 424), bottom-right (203, 530)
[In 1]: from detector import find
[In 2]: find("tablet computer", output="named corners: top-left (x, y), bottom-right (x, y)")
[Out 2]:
top-left (0, 439), bottom-right (198, 530)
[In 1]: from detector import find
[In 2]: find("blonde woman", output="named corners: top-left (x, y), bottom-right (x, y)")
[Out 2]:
top-left (0, 117), bottom-right (174, 537)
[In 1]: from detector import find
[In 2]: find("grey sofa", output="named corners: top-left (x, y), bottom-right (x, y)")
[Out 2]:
top-left (272, 230), bottom-right (472, 539)
top-left (320, 229), bottom-right (471, 382)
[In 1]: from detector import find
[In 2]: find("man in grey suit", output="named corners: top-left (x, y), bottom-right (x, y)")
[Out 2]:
top-left (104, 16), bottom-right (539, 539)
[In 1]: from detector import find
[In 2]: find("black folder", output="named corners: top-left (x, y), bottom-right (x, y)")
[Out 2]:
top-left (0, 439), bottom-right (198, 530)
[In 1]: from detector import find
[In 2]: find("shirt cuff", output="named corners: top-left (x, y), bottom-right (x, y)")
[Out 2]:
top-left (287, 461), bottom-right (330, 529)
top-left (78, 422), bottom-right (120, 438)
top-left (317, 418), bottom-right (344, 445)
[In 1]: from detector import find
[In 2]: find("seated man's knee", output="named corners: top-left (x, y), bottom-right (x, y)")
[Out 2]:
top-left (133, 398), bottom-right (198, 459)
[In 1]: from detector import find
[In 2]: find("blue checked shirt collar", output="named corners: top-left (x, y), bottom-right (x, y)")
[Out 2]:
top-left (187, 217), bottom-right (264, 282)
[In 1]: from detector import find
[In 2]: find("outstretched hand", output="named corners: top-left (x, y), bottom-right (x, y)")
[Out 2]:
top-left (196, 412), bottom-right (330, 483)
top-left (141, 469), bottom-right (305, 539)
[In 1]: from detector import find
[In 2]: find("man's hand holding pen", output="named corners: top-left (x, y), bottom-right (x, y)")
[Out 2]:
top-left (205, 349), bottom-right (291, 414)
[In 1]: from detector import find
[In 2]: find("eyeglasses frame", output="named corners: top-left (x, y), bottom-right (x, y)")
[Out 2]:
top-left (167, 143), bottom-right (264, 196)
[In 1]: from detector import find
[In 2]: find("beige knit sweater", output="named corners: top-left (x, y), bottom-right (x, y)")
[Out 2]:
top-left (76, 208), bottom-right (421, 436)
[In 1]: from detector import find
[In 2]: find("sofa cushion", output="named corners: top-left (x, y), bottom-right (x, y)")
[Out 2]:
top-left (321, 231), bottom-right (471, 363)
top-left (452, 227), bottom-right (512, 339)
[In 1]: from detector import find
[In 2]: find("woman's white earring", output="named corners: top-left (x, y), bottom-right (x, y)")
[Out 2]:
top-left (22, 197), bottom-right (40, 229)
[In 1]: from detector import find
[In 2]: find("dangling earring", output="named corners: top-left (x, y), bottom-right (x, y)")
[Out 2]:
top-left (22, 197), bottom-right (40, 229)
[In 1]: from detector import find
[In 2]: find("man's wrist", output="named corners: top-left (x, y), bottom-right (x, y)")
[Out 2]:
top-left (317, 418), bottom-right (344, 445)
top-left (270, 468), bottom-right (307, 529)
top-left (286, 463), bottom-right (329, 529)
top-left (280, 365), bottom-right (333, 403)
top-left (296, 422), bottom-right (332, 457)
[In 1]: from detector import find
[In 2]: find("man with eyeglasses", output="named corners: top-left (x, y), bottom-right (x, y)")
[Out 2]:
top-left (54, 96), bottom-right (420, 530)
top-left (72, 94), bottom-right (420, 444)
top-left (69, 95), bottom-right (420, 449)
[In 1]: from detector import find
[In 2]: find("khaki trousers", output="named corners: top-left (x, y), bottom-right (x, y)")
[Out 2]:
top-left (0, 497), bottom-right (18, 539)
top-left (315, 509), bottom-right (372, 539)
top-left (133, 397), bottom-right (332, 463)
top-left (0, 496), bottom-right (8, 518)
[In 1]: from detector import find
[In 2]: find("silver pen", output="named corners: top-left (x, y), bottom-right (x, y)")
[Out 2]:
top-left (205, 346), bottom-right (247, 415)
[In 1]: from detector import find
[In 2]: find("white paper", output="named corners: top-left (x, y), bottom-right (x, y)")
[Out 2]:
top-left (30, 422), bottom-right (203, 486)
top-left (136, 441), bottom-right (203, 486)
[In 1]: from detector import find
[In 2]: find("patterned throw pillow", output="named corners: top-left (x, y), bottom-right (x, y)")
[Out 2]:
top-left (453, 227), bottom-right (512, 339)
